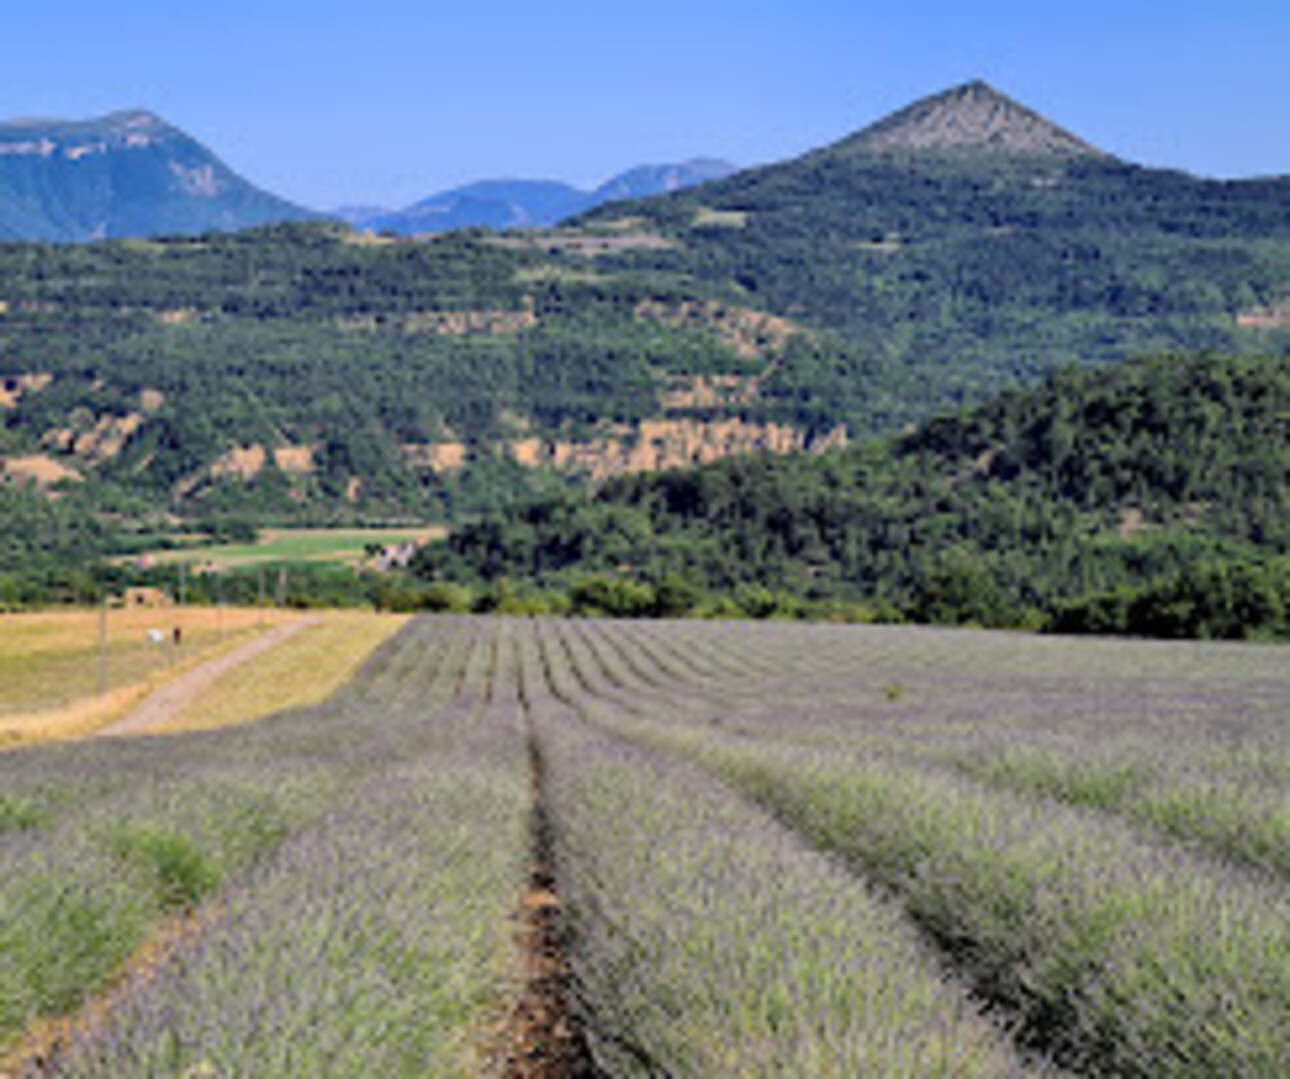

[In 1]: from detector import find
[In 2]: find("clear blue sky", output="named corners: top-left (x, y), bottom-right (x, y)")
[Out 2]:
top-left (6, 1), bottom-right (1288, 210)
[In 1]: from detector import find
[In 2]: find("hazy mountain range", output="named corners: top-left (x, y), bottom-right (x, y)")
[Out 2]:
top-left (0, 106), bottom-right (735, 242)
top-left (346, 160), bottom-right (738, 235)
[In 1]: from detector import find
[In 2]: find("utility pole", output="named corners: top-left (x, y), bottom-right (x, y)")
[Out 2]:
top-left (258, 566), bottom-right (266, 628)
top-left (98, 596), bottom-right (108, 697)
top-left (174, 561), bottom-right (187, 669)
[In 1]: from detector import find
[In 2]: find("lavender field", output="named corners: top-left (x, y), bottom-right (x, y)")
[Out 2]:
top-left (1, 617), bottom-right (1286, 1076)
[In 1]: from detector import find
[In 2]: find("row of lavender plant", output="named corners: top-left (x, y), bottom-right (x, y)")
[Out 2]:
top-left (522, 623), bottom-right (1035, 1077)
top-left (0, 617), bottom-right (496, 1057)
top-left (949, 748), bottom-right (1289, 878)
top-left (54, 712), bottom-right (530, 1075)
top-left (557, 618), bottom-right (1290, 1076)
top-left (596, 619), bottom-right (1289, 879)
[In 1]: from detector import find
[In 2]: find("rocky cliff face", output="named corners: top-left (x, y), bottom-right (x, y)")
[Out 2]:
top-left (392, 419), bottom-right (846, 485)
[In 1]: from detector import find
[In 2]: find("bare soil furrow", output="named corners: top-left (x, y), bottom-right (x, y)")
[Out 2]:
top-left (491, 695), bottom-right (598, 1079)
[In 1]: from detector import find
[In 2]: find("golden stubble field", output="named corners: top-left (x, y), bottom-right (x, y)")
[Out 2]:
top-left (0, 607), bottom-right (406, 748)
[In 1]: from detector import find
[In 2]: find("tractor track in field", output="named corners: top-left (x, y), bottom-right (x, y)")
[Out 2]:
top-left (496, 836), bottom-right (597, 1076)
top-left (489, 639), bottom-right (599, 1079)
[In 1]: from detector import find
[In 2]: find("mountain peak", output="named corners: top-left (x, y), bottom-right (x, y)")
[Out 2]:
top-left (101, 108), bottom-right (168, 130)
top-left (838, 80), bottom-right (1106, 160)
top-left (0, 109), bottom-right (170, 142)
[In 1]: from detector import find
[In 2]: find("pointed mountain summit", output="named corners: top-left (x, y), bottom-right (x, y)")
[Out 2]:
top-left (834, 80), bottom-right (1106, 159)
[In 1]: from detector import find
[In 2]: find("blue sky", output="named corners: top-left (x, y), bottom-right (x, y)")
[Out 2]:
top-left (6, 2), bottom-right (1288, 209)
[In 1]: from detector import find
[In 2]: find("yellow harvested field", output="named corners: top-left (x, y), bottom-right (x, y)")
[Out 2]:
top-left (0, 606), bottom-right (292, 664)
top-left (0, 607), bottom-right (297, 748)
top-left (148, 612), bottom-right (409, 735)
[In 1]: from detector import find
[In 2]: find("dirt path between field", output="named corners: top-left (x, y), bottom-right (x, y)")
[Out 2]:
top-left (487, 738), bottom-right (598, 1078)
top-left (95, 618), bottom-right (318, 738)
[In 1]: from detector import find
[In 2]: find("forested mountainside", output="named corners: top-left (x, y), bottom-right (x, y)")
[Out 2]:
top-left (0, 111), bottom-right (313, 242)
top-left (1, 81), bottom-right (1288, 529)
top-left (415, 353), bottom-right (1290, 638)
top-left (0, 222), bottom-right (850, 524)
top-left (575, 81), bottom-right (1290, 428)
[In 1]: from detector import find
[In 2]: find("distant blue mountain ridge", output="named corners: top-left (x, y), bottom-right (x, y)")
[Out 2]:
top-left (353, 159), bottom-right (737, 234)
top-left (0, 107), bottom-right (735, 242)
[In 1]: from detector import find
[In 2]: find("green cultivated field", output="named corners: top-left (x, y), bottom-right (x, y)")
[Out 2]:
top-left (139, 527), bottom-right (447, 570)
top-left (0, 618), bottom-right (1285, 1076)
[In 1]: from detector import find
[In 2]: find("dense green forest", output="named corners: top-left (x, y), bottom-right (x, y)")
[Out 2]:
top-left (3, 85), bottom-right (1290, 634)
top-left (10, 352), bottom-right (1284, 638)
top-left (581, 152), bottom-right (1290, 425)
top-left (0, 223), bottom-right (793, 521)
top-left (3, 93), bottom-right (1290, 526)
top-left (0, 483), bottom-right (116, 605)
top-left (412, 354), bottom-right (1290, 638)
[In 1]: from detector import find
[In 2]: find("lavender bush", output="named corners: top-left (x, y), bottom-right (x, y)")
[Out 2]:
top-left (3, 614), bottom-right (1285, 1076)
top-left (524, 627), bottom-right (1032, 1076)
top-left (548, 619), bottom-right (1290, 1076)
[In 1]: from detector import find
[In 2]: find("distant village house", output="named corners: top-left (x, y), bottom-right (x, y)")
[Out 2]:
top-left (116, 586), bottom-right (172, 609)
